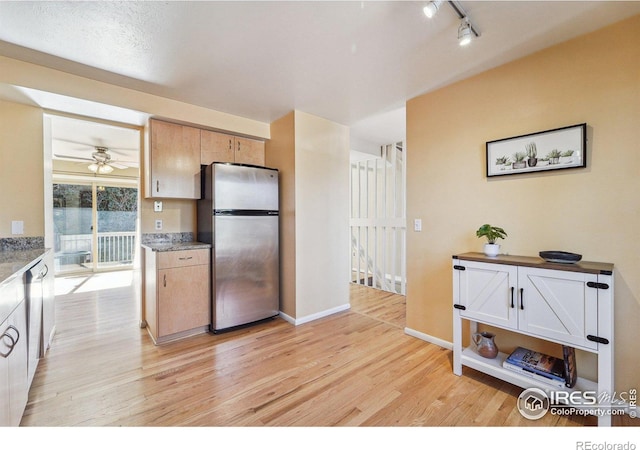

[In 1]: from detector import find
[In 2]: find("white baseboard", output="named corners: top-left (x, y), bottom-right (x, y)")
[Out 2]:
top-left (404, 327), bottom-right (453, 350)
top-left (279, 303), bottom-right (351, 326)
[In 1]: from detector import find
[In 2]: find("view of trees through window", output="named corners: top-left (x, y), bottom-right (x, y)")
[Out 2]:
top-left (53, 183), bottom-right (138, 272)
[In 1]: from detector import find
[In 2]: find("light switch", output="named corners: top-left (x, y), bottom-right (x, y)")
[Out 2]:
top-left (414, 219), bottom-right (422, 232)
top-left (11, 220), bottom-right (24, 235)
top-left (154, 201), bottom-right (163, 212)
top-left (155, 219), bottom-right (163, 230)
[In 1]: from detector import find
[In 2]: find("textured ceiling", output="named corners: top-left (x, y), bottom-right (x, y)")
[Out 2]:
top-left (1, 1), bottom-right (640, 145)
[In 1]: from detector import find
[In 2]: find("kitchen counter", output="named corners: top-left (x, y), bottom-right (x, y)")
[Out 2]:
top-left (141, 241), bottom-right (211, 252)
top-left (0, 247), bottom-right (52, 287)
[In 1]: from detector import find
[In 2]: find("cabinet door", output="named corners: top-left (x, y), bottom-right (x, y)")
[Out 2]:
top-left (157, 265), bottom-right (210, 337)
top-left (518, 267), bottom-right (598, 350)
top-left (8, 301), bottom-right (27, 426)
top-left (149, 119), bottom-right (201, 199)
top-left (0, 318), bottom-right (11, 426)
top-left (0, 301), bottom-right (28, 426)
top-left (234, 137), bottom-right (265, 166)
top-left (201, 130), bottom-right (235, 165)
top-left (456, 261), bottom-right (518, 329)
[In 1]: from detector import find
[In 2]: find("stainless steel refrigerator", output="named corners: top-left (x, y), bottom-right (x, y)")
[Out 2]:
top-left (197, 163), bottom-right (279, 332)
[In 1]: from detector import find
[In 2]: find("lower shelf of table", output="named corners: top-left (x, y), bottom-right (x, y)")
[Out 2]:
top-left (459, 346), bottom-right (598, 394)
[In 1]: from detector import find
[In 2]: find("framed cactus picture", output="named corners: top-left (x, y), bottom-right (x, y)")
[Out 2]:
top-left (486, 123), bottom-right (587, 177)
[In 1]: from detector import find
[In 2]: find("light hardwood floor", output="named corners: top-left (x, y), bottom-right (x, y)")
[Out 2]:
top-left (21, 273), bottom-right (636, 428)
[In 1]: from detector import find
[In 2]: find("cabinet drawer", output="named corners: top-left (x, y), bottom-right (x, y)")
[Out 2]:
top-left (157, 249), bottom-right (209, 269)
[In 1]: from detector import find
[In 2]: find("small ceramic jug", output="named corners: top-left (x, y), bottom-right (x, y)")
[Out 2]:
top-left (472, 331), bottom-right (498, 359)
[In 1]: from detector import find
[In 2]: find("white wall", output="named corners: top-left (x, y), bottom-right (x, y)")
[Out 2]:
top-left (294, 111), bottom-right (350, 318)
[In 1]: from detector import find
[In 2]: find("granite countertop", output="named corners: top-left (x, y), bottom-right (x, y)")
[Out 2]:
top-left (0, 247), bottom-right (52, 286)
top-left (141, 241), bottom-right (211, 252)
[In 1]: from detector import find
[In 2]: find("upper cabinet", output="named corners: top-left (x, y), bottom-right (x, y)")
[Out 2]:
top-left (145, 119), bottom-right (267, 199)
top-left (146, 119), bottom-right (201, 199)
top-left (201, 130), bottom-right (265, 167)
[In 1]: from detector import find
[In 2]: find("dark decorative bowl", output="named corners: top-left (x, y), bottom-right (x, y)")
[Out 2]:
top-left (539, 251), bottom-right (582, 264)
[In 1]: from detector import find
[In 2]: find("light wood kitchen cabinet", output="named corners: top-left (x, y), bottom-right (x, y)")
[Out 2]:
top-left (146, 119), bottom-right (202, 199)
top-left (201, 129), bottom-right (265, 166)
top-left (144, 247), bottom-right (210, 344)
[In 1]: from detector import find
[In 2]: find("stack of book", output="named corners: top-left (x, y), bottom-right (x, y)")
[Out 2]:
top-left (503, 346), bottom-right (568, 388)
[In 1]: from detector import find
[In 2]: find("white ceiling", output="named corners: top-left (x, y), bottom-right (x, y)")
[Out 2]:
top-left (1, 1), bottom-right (640, 150)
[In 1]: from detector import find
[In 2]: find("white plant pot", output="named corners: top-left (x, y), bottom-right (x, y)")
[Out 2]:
top-left (484, 243), bottom-right (500, 257)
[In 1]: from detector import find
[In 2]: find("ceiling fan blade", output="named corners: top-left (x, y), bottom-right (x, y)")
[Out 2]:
top-left (54, 153), bottom-right (94, 162)
top-left (108, 148), bottom-right (139, 157)
top-left (109, 162), bottom-right (130, 170)
top-left (52, 138), bottom-right (95, 148)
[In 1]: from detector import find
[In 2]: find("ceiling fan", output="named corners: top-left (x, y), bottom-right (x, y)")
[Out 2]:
top-left (53, 139), bottom-right (138, 174)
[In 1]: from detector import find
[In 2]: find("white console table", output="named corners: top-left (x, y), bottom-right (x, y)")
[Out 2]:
top-left (452, 252), bottom-right (614, 426)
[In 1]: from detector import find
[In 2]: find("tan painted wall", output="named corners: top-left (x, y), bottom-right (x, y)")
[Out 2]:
top-left (0, 99), bottom-right (44, 238)
top-left (266, 111), bottom-right (350, 320)
top-left (406, 15), bottom-right (640, 392)
top-left (265, 112), bottom-right (296, 317)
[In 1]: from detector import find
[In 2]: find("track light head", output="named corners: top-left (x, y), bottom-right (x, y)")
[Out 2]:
top-left (458, 17), bottom-right (473, 46)
top-left (423, 0), bottom-right (443, 19)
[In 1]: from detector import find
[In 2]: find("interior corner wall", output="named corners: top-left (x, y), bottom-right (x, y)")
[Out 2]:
top-left (293, 111), bottom-right (350, 318)
top-left (406, 15), bottom-right (640, 392)
top-left (266, 112), bottom-right (297, 318)
top-left (0, 99), bottom-right (44, 238)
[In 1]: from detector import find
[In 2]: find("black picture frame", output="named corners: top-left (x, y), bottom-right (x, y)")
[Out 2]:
top-left (486, 123), bottom-right (587, 177)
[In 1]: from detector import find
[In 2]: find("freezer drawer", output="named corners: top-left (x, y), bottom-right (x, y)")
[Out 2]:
top-left (213, 215), bottom-right (279, 331)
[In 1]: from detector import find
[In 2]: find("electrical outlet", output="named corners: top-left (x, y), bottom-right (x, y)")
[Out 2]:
top-left (11, 220), bottom-right (24, 235)
top-left (155, 219), bottom-right (163, 231)
top-left (154, 201), bottom-right (163, 212)
top-left (414, 219), bottom-right (422, 232)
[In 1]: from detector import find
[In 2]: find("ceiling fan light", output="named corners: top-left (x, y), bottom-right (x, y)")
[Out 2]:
top-left (458, 18), bottom-right (473, 46)
top-left (423, 0), bottom-right (442, 19)
top-left (88, 163), bottom-right (99, 173)
top-left (97, 164), bottom-right (114, 174)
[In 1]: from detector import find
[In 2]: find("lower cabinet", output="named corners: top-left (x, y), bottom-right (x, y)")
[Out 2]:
top-left (0, 299), bottom-right (28, 427)
top-left (144, 248), bottom-right (210, 344)
top-left (452, 252), bottom-right (615, 426)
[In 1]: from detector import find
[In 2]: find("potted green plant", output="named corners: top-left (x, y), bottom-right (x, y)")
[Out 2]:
top-left (547, 149), bottom-right (562, 165)
top-left (560, 149), bottom-right (575, 164)
top-left (495, 156), bottom-right (510, 171)
top-left (512, 152), bottom-right (526, 169)
top-left (525, 142), bottom-right (538, 167)
top-left (476, 224), bottom-right (507, 256)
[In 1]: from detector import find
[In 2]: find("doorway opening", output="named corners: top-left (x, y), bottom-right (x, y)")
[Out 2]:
top-left (47, 114), bottom-right (141, 276)
top-left (350, 141), bottom-right (406, 295)
top-left (53, 182), bottom-right (138, 274)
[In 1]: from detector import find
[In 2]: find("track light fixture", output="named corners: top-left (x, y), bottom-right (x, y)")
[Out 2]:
top-left (423, 1), bottom-right (480, 46)
top-left (458, 17), bottom-right (472, 46)
top-left (423, 0), bottom-right (443, 19)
